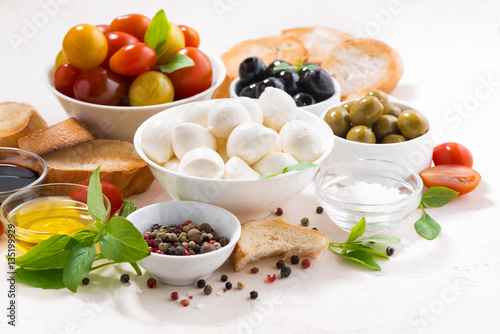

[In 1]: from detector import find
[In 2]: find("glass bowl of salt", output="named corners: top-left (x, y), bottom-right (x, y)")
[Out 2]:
top-left (315, 159), bottom-right (423, 233)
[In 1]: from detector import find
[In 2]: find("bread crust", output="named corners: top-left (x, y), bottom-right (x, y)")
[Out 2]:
top-left (43, 139), bottom-right (155, 197)
top-left (231, 218), bottom-right (328, 272)
top-left (18, 117), bottom-right (94, 156)
top-left (321, 38), bottom-right (403, 100)
top-left (0, 102), bottom-right (47, 147)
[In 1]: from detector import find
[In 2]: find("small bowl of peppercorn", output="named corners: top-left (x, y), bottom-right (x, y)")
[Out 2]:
top-left (229, 57), bottom-right (341, 117)
top-left (126, 200), bottom-right (241, 286)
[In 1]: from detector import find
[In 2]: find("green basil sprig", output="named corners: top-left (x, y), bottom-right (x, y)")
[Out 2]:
top-left (9, 166), bottom-right (149, 292)
top-left (273, 58), bottom-right (320, 73)
top-left (414, 186), bottom-right (459, 240)
top-left (259, 162), bottom-right (317, 180)
top-left (328, 217), bottom-right (400, 271)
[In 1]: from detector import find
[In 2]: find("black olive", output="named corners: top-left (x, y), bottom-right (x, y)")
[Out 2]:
top-left (255, 77), bottom-right (285, 97)
top-left (239, 57), bottom-right (267, 85)
top-left (301, 68), bottom-right (335, 102)
top-left (238, 82), bottom-right (258, 98)
top-left (293, 92), bottom-right (315, 106)
top-left (276, 70), bottom-right (300, 96)
top-left (266, 60), bottom-right (292, 77)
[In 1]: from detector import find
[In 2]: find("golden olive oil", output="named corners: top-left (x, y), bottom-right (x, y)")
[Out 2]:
top-left (8, 196), bottom-right (92, 252)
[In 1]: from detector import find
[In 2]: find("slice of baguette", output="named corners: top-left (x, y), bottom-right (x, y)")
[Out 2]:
top-left (321, 38), bottom-right (403, 100)
top-left (281, 26), bottom-right (353, 64)
top-left (231, 218), bottom-right (328, 272)
top-left (0, 102), bottom-right (47, 148)
top-left (212, 36), bottom-right (308, 99)
top-left (18, 118), bottom-right (94, 156)
top-left (43, 139), bottom-right (155, 197)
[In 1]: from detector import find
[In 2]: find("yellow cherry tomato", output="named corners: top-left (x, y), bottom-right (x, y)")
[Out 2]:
top-left (129, 71), bottom-right (174, 106)
top-left (62, 24), bottom-right (108, 70)
top-left (157, 22), bottom-right (185, 64)
top-left (54, 50), bottom-right (68, 69)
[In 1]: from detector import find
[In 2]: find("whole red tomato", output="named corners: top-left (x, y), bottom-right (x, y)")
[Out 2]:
top-left (54, 63), bottom-right (82, 98)
top-left (96, 24), bottom-right (110, 35)
top-left (109, 14), bottom-right (151, 41)
top-left (178, 25), bottom-right (200, 48)
top-left (103, 32), bottom-right (140, 67)
top-left (70, 180), bottom-right (124, 216)
top-left (110, 43), bottom-right (156, 77)
top-left (73, 67), bottom-right (126, 105)
top-left (167, 47), bottom-right (212, 99)
top-left (433, 142), bottom-right (473, 167)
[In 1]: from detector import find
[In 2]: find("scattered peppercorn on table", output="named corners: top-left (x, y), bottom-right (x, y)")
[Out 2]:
top-left (1, 1), bottom-right (499, 334)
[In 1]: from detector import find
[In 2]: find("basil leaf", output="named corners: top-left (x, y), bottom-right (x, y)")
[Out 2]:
top-left (118, 200), bottom-right (137, 218)
top-left (144, 9), bottom-right (169, 52)
top-left (299, 63), bottom-right (321, 71)
top-left (13, 234), bottom-right (79, 270)
top-left (415, 211), bottom-right (441, 240)
top-left (157, 54), bottom-right (195, 73)
top-left (273, 62), bottom-right (295, 72)
top-left (345, 217), bottom-right (366, 244)
top-left (15, 268), bottom-right (65, 289)
top-left (258, 173), bottom-right (280, 180)
top-left (63, 242), bottom-right (96, 292)
top-left (345, 243), bottom-right (389, 259)
top-left (99, 216), bottom-right (150, 263)
top-left (87, 166), bottom-right (108, 223)
top-left (341, 250), bottom-right (381, 271)
top-left (358, 235), bottom-right (400, 243)
top-left (421, 186), bottom-right (459, 207)
top-left (282, 163), bottom-right (317, 173)
top-left (73, 229), bottom-right (98, 244)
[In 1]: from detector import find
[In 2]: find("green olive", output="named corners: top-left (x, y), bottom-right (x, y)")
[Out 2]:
top-left (385, 104), bottom-right (401, 117)
top-left (397, 110), bottom-right (429, 139)
top-left (366, 89), bottom-right (389, 110)
top-left (381, 134), bottom-right (406, 143)
top-left (346, 125), bottom-right (376, 143)
top-left (341, 100), bottom-right (355, 112)
top-left (349, 96), bottom-right (384, 126)
top-left (324, 106), bottom-right (351, 138)
top-left (372, 115), bottom-right (399, 142)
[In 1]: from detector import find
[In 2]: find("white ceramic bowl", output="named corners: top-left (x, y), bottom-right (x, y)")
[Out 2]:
top-left (320, 99), bottom-right (433, 174)
top-left (44, 49), bottom-right (226, 142)
top-left (134, 99), bottom-right (335, 216)
top-left (229, 76), bottom-right (341, 117)
top-left (126, 201), bottom-right (241, 286)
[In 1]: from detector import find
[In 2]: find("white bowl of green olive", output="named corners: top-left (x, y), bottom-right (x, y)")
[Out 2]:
top-left (320, 91), bottom-right (433, 173)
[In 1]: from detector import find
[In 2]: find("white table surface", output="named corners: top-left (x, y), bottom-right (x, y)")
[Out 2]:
top-left (1, 0), bottom-right (499, 333)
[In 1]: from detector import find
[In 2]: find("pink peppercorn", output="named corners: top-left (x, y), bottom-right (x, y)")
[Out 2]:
top-left (301, 259), bottom-right (311, 269)
top-left (275, 208), bottom-right (283, 216)
top-left (180, 299), bottom-right (190, 307)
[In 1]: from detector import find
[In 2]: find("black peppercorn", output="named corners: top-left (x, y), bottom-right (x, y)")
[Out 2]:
top-left (250, 290), bottom-right (258, 299)
top-left (301, 217), bottom-right (310, 226)
top-left (225, 282), bottom-right (232, 290)
top-left (290, 255), bottom-right (299, 265)
top-left (386, 247), bottom-right (395, 256)
top-left (276, 259), bottom-right (285, 269)
top-left (280, 266), bottom-right (291, 278)
top-left (82, 277), bottom-right (90, 285)
top-left (316, 206), bottom-right (324, 214)
top-left (120, 274), bottom-right (130, 283)
top-left (250, 267), bottom-right (259, 274)
top-left (197, 279), bottom-right (206, 288)
top-left (221, 274), bottom-right (228, 282)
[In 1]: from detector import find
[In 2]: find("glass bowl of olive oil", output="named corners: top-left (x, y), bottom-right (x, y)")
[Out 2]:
top-left (0, 183), bottom-right (111, 253)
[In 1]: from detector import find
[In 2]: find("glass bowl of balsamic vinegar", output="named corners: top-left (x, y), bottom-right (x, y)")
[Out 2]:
top-left (0, 147), bottom-right (48, 203)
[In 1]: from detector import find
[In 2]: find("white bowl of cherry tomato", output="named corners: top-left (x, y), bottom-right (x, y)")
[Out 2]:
top-left (45, 11), bottom-right (226, 142)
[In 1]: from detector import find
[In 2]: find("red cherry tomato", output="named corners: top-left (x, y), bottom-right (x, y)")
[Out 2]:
top-left (109, 14), bottom-right (151, 41)
top-left (433, 142), bottom-right (473, 167)
top-left (103, 32), bottom-right (140, 67)
top-left (178, 25), bottom-right (200, 48)
top-left (420, 164), bottom-right (481, 195)
top-left (96, 24), bottom-right (110, 35)
top-left (110, 43), bottom-right (156, 77)
top-left (73, 67), bottom-right (126, 105)
top-left (70, 181), bottom-right (123, 216)
top-left (167, 47), bottom-right (212, 99)
top-left (54, 63), bottom-right (82, 98)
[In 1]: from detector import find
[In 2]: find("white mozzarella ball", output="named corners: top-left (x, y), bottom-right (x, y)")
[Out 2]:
top-left (258, 87), bottom-right (298, 132)
top-left (182, 100), bottom-right (217, 127)
top-left (226, 122), bottom-right (279, 165)
top-left (236, 97), bottom-right (263, 124)
top-left (279, 120), bottom-right (325, 163)
top-left (252, 152), bottom-right (299, 176)
top-left (177, 147), bottom-right (225, 179)
top-left (223, 156), bottom-right (261, 179)
top-left (141, 118), bottom-right (183, 164)
top-left (207, 101), bottom-right (252, 140)
top-left (172, 122), bottom-right (217, 160)
top-left (161, 157), bottom-right (180, 172)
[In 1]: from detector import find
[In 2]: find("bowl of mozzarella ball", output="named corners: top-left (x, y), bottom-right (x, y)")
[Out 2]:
top-left (134, 87), bottom-right (334, 216)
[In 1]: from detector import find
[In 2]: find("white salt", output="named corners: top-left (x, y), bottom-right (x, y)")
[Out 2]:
top-left (332, 181), bottom-right (406, 204)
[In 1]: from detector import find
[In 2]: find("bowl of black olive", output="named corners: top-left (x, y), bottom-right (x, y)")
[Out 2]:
top-left (229, 57), bottom-right (341, 117)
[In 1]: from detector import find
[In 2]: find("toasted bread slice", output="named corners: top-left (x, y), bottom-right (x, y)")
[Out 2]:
top-left (281, 26), bottom-right (353, 64)
top-left (213, 36), bottom-right (307, 99)
top-left (43, 139), bottom-right (155, 197)
top-left (231, 218), bottom-right (328, 272)
top-left (0, 102), bottom-right (47, 148)
top-left (18, 118), bottom-right (94, 156)
top-left (321, 38), bottom-right (403, 100)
